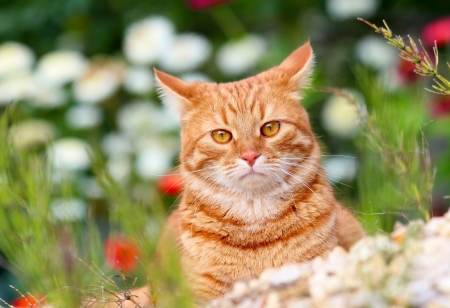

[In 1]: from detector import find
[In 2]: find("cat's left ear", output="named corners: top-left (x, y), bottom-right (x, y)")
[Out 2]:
top-left (154, 69), bottom-right (196, 116)
top-left (277, 40), bottom-right (314, 89)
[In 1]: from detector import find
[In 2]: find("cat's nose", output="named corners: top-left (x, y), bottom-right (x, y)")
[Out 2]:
top-left (241, 149), bottom-right (260, 167)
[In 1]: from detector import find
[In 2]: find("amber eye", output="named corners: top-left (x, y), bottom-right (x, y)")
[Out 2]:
top-left (261, 121), bottom-right (280, 137)
top-left (211, 130), bottom-right (232, 143)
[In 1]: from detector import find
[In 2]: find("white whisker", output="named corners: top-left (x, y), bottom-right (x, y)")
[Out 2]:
top-left (282, 154), bottom-right (357, 160)
top-left (279, 169), bottom-right (318, 199)
top-left (280, 160), bottom-right (352, 189)
top-left (139, 166), bottom-right (218, 178)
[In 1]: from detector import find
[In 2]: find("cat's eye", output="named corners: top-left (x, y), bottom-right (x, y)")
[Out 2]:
top-left (211, 129), bottom-right (232, 143)
top-left (261, 121), bottom-right (280, 137)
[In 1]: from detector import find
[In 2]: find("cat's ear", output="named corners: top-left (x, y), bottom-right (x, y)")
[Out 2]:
top-left (278, 40), bottom-right (314, 89)
top-left (154, 69), bottom-right (195, 115)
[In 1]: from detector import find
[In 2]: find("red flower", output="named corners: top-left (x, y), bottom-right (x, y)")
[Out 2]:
top-left (422, 17), bottom-right (450, 47)
top-left (11, 294), bottom-right (43, 307)
top-left (157, 173), bottom-right (183, 196)
top-left (187, 0), bottom-right (232, 10)
top-left (429, 97), bottom-right (450, 118)
top-left (397, 59), bottom-right (419, 84)
top-left (104, 236), bottom-right (140, 272)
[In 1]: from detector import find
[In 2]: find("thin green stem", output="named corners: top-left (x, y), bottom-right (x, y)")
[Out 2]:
top-left (358, 18), bottom-right (450, 96)
top-left (210, 6), bottom-right (247, 40)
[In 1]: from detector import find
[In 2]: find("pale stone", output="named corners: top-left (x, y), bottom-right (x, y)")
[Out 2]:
top-left (236, 298), bottom-right (255, 308)
top-left (324, 276), bottom-right (342, 295)
top-left (260, 268), bottom-right (277, 283)
top-left (426, 296), bottom-right (450, 308)
top-left (286, 298), bottom-right (313, 308)
top-left (269, 264), bottom-right (302, 287)
top-left (230, 281), bottom-right (248, 300)
top-left (407, 280), bottom-right (438, 307)
top-left (264, 292), bottom-right (280, 308)
top-left (210, 215), bottom-right (450, 308)
top-left (435, 278), bottom-right (450, 294)
top-left (327, 294), bottom-right (350, 308)
top-left (309, 272), bottom-right (328, 300)
top-left (424, 217), bottom-right (446, 236)
top-left (248, 279), bottom-right (260, 291)
top-left (437, 222), bottom-right (450, 238)
top-left (444, 209), bottom-right (450, 222)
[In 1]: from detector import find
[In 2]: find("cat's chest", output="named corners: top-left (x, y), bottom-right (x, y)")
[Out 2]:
top-left (179, 219), bottom-right (336, 287)
top-left (179, 203), bottom-right (336, 268)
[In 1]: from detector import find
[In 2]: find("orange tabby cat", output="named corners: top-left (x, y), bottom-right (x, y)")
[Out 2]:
top-left (109, 41), bottom-right (364, 306)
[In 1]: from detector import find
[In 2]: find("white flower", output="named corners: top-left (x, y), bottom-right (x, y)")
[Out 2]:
top-left (135, 143), bottom-right (175, 179)
top-left (0, 72), bottom-right (36, 105)
top-left (216, 35), bottom-right (267, 76)
top-left (65, 105), bottom-right (103, 129)
top-left (35, 51), bottom-right (88, 87)
top-left (51, 198), bottom-right (87, 221)
top-left (158, 33), bottom-right (212, 73)
top-left (29, 86), bottom-right (67, 109)
top-left (326, 0), bottom-right (379, 21)
top-left (180, 72), bottom-right (213, 82)
top-left (355, 35), bottom-right (398, 70)
top-left (123, 66), bottom-right (154, 95)
top-left (321, 93), bottom-right (361, 138)
top-left (135, 135), bottom-right (179, 154)
top-left (0, 42), bottom-right (35, 78)
top-left (101, 133), bottom-right (133, 157)
top-left (73, 58), bottom-right (123, 104)
top-left (47, 138), bottom-right (91, 171)
top-left (378, 68), bottom-right (411, 92)
top-left (116, 101), bottom-right (155, 136)
top-left (116, 100), bottom-right (180, 137)
top-left (323, 156), bottom-right (358, 182)
top-left (9, 119), bottom-right (57, 148)
top-left (123, 16), bottom-right (175, 65)
top-left (160, 103), bottom-right (181, 131)
top-left (79, 177), bottom-right (104, 199)
top-left (107, 156), bottom-right (132, 182)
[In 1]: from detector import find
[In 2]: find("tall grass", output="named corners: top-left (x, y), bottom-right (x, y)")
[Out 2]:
top-left (0, 108), bottom-right (193, 307)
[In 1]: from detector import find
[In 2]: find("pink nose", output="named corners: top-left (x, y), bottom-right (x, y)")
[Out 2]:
top-left (241, 149), bottom-right (260, 167)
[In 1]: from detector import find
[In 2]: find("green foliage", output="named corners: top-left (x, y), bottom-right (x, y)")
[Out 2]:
top-left (0, 109), bottom-right (192, 307)
top-left (354, 68), bottom-right (433, 233)
top-left (0, 109), bottom-right (93, 306)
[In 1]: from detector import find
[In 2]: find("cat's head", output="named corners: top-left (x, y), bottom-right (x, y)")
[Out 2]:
top-left (155, 41), bottom-right (319, 196)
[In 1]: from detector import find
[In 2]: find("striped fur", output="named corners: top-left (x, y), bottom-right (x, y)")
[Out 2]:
top-left (150, 41), bottom-right (364, 303)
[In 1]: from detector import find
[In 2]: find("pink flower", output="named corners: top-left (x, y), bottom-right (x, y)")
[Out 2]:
top-left (429, 97), bottom-right (450, 118)
top-left (397, 59), bottom-right (419, 84)
top-left (104, 236), bottom-right (140, 272)
top-left (187, 0), bottom-right (232, 10)
top-left (422, 17), bottom-right (450, 47)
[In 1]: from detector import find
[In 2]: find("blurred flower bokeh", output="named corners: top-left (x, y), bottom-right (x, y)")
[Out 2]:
top-left (104, 236), bottom-right (141, 272)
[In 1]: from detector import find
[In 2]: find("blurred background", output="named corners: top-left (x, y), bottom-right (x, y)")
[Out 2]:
top-left (0, 0), bottom-right (449, 305)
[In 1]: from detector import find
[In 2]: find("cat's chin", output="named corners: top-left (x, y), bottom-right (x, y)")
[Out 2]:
top-left (235, 171), bottom-right (273, 190)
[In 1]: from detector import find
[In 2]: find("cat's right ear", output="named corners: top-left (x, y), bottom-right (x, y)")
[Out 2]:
top-left (154, 69), bottom-right (195, 116)
top-left (277, 41), bottom-right (314, 90)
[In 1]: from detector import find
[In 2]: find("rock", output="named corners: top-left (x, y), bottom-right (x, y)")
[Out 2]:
top-left (211, 208), bottom-right (450, 308)
top-left (269, 265), bottom-right (303, 287)
top-left (230, 281), bottom-right (248, 300)
top-left (264, 292), bottom-right (280, 308)
top-left (435, 277), bottom-right (450, 294)
top-left (286, 298), bottom-right (312, 308)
